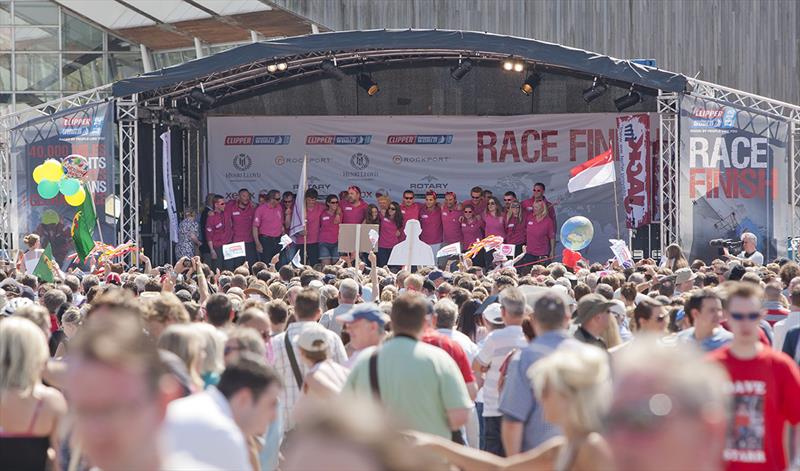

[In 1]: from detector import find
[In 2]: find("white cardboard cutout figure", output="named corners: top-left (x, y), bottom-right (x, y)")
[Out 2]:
top-left (388, 219), bottom-right (435, 267)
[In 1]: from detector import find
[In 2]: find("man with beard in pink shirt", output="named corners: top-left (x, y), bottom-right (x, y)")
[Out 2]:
top-left (461, 186), bottom-right (487, 215)
top-left (419, 190), bottom-right (443, 260)
top-left (400, 189), bottom-right (422, 222)
top-left (521, 182), bottom-right (556, 225)
top-left (224, 188), bottom-right (256, 269)
top-left (340, 185), bottom-right (368, 224)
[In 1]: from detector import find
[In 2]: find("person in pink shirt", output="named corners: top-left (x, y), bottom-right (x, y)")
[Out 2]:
top-left (504, 201), bottom-right (526, 256)
top-left (204, 195), bottom-right (228, 270)
top-left (519, 200), bottom-right (556, 275)
top-left (419, 190), bottom-right (443, 259)
top-left (461, 186), bottom-right (487, 215)
top-left (252, 189), bottom-right (284, 264)
top-left (224, 188), bottom-right (256, 269)
top-left (521, 182), bottom-right (556, 225)
top-left (461, 204), bottom-right (485, 267)
top-left (318, 194), bottom-right (342, 265)
top-left (378, 202), bottom-right (405, 267)
top-left (441, 191), bottom-right (463, 245)
top-left (400, 190), bottom-right (422, 222)
top-left (341, 185), bottom-right (368, 224)
top-left (482, 196), bottom-right (506, 270)
top-left (293, 188), bottom-right (324, 266)
top-left (503, 191), bottom-right (518, 212)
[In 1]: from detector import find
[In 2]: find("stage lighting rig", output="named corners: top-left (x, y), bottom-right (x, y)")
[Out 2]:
top-left (513, 62), bottom-right (524, 72)
top-left (582, 78), bottom-right (608, 103)
top-left (189, 88), bottom-right (216, 107)
top-left (320, 60), bottom-right (347, 81)
top-left (450, 59), bottom-right (473, 80)
top-left (176, 104), bottom-right (203, 120)
top-left (521, 73), bottom-right (542, 95)
top-left (267, 61), bottom-right (288, 73)
top-left (503, 60), bottom-right (514, 71)
top-left (614, 90), bottom-right (642, 111)
top-left (503, 60), bottom-right (524, 72)
top-left (357, 74), bottom-right (379, 96)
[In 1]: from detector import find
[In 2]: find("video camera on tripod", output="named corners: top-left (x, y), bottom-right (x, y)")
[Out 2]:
top-left (709, 238), bottom-right (744, 253)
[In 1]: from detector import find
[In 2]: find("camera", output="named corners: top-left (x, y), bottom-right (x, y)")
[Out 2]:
top-left (709, 238), bottom-right (743, 252)
top-left (183, 259), bottom-right (192, 268)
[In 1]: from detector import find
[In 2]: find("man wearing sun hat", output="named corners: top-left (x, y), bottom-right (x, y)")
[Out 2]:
top-left (573, 293), bottom-right (615, 349)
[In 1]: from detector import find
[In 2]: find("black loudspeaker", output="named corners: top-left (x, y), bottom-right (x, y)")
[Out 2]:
top-left (630, 223), bottom-right (661, 261)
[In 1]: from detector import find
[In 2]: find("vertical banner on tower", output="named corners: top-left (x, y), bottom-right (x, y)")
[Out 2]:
top-left (616, 114), bottom-right (652, 228)
top-left (11, 102), bottom-right (116, 264)
top-left (161, 129), bottom-right (179, 243)
top-left (679, 95), bottom-right (790, 262)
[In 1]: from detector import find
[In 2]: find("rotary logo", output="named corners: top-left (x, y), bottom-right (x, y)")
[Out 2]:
top-left (233, 153), bottom-right (252, 171)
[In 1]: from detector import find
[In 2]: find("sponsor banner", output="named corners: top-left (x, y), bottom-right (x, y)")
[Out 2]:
top-left (679, 95), bottom-right (791, 261)
top-left (616, 114), bottom-right (652, 228)
top-left (12, 102), bottom-right (116, 265)
top-left (208, 114), bottom-right (657, 261)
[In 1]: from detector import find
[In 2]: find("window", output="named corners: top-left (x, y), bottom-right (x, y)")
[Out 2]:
top-left (14, 52), bottom-right (59, 91)
top-left (14, 3), bottom-right (58, 26)
top-left (0, 53), bottom-right (10, 90)
top-left (14, 26), bottom-right (58, 50)
top-left (63, 12), bottom-right (103, 51)
top-left (108, 53), bottom-right (142, 82)
top-left (63, 53), bottom-right (104, 91)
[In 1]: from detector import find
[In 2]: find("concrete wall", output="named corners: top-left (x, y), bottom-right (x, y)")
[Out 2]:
top-left (272, 0), bottom-right (800, 105)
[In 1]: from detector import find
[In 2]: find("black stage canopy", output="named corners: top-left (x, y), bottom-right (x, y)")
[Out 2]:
top-left (113, 29), bottom-right (687, 99)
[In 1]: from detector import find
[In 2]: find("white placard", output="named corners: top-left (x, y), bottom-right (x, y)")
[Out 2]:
top-left (222, 241), bottom-right (246, 260)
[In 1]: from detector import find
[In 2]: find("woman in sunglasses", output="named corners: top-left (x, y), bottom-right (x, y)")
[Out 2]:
top-left (318, 195), bottom-right (342, 266)
top-left (504, 202), bottom-right (526, 257)
top-left (460, 204), bottom-right (485, 268)
top-left (482, 197), bottom-right (506, 269)
top-left (378, 202), bottom-right (405, 268)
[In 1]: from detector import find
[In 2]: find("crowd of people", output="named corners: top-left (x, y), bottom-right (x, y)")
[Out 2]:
top-left (3, 190), bottom-right (800, 470)
top-left (187, 183), bottom-right (557, 273)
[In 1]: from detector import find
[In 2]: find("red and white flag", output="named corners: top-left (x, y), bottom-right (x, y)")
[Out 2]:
top-left (567, 148), bottom-right (616, 193)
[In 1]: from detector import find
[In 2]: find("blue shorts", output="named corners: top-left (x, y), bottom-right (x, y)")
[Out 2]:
top-left (318, 242), bottom-right (338, 260)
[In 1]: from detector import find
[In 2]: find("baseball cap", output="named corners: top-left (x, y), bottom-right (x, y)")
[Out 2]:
top-left (297, 324), bottom-right (329, 352)
top-left (674, 268), bottom-right (697, 285)
top-left (105, 273), bottom-right (122, 285)
top-left (308, 279), bottom-right (324, 289)
top-left (482, 303), bottom-right (503, 325)
top-left (574, 293), bottom-right (616, 325)
top-left (336, 303), bottom-right (390, 325)
top-left (675, 308), bottom-right (686, 323)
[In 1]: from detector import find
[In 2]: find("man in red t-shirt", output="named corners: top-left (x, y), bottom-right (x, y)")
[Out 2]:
top-left (709, 282), bottom-right (800, 471)
top-left (420, 303), bottom-right (478, 402)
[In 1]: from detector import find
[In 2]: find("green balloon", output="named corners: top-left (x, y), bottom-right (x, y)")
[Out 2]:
top-left (59, 178), bottom-right (81, 196)
top-left (37, 179), bottom-right (59, 199)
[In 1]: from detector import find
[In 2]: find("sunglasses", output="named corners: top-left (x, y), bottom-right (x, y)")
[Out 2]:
top-left (504, 198), bottom-right (513, 202)
top-left (329, 201), bottom-right (339, 204)
top-left (533, 189), bottom-right (543, 192)
top-left (471, 195), bottom-right (480, 199)
top-left (404, 196), bottom-right (414, 200)
top-left (464, 210), bottom-right (473, 214)
top-left (488, 201), bottom-right (496, 205)
top-left (730, 312), bottom-right (760, 321)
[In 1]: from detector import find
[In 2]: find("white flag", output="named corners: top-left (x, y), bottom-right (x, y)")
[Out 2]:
top-left (279, 234), bottom-right (293, 249)
top-left (436, 242), bottom-right (461, 258)
top-left (291, 250), bottom-right (303, 268)
top-left (289, 155), bottom-right (307, 238)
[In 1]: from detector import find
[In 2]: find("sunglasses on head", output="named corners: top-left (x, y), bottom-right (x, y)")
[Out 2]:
top-left (730, 312), bottom-right (760, 321)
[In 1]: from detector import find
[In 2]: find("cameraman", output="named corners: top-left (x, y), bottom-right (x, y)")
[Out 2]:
top-left (723, 232), bottom-right (764, 266)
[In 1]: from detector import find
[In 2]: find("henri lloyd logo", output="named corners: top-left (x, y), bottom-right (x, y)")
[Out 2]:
top-left (306, 135), bottom-right (372, 145)
top-left (690, 107), bottom-right (737, 129)
top-left (227, 153), bottom-right (261, 180)
top-left (387, 134), bottom-right (453, 145)
top-left (343, 153), bottom-right (378, 178)
top-left (410, 175), bottom-right (449, 190)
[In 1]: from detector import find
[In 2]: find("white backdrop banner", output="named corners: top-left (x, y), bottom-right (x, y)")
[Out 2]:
top-left (208, 114), bottom-right (656, 261)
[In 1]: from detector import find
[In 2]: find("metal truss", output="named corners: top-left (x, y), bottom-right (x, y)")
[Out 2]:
top-left (793, 121), bottom-right (800, 260)
top-left (657, 92), bottom-right (680, 254)
top-left (117, 95), bottom-right (140, 262)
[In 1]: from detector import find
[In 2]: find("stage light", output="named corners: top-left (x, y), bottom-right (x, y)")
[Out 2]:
top-left (357, 74), bottom-right (379, 96)
top-left (513, 62), bottom-right (524, 72)
top-left (520, 73), bottom-right (541, 95)
top-left (614, 90), bottom-right (642, 111)
top-left (267, 64), bottom-right (278, 73)
top-left (320, 60), bottom-right (347, 81)
top-left (503, 61), bottom-right (513, 71)
top-left (190, 88), bottom-right (216, 107)
top-left (176, 104), bottom-right (203, 120)
top-left (276, 62), bottom-right (288, 71)
top-left (582, 79), bottom-right (608, 103)
top-left (450, 59), bottom-right (473, 80)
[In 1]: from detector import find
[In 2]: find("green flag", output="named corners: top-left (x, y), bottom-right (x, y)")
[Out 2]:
top-left (32, 243), bottom-right (55, 283)
top-left (71, 184), bottom-right (96, 262)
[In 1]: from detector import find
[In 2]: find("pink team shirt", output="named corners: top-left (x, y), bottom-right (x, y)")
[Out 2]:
top-left (205, 211), bottom-right (228, 247)
top-left (379, 217), bottom-right (404, 249)
top-left (318, 210), bottom-right (340, 244)
top-left (252, 204), bottom-right (284, 237)
top-left (522, 197), bottom-right (556, 223)
top-left (504, 216), bottom-right (526, 244)
top-left (400, 202), bottom-right (422, 222)
top-left (341, 200), bottom-right (368, 224)
top-left (461, 218), bottom-right (485, 249)
top-left (419, 205), bottom-right (443, 244)
top-left (441, 205), bottom-right (463, 245)
top-left (225, 201), bottom-right (255, 243)
top-left (525, 214), bottom-right (555, 256)
top-left (483, 213), bottom-right (506, 239)
top-left (294, 203), bottom-right (324, 244)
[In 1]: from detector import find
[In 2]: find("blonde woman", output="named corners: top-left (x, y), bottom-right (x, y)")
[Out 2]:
top-left (410, 344), bottom-right (614, 471)
top-left (0, 317), bottom-right (67, 470)
top-left (157, 324), bottom-right (205, 392)
top-left (18, 233), bottom-right (41, 273)
top-left (193, 322), bottom-right (226, 388)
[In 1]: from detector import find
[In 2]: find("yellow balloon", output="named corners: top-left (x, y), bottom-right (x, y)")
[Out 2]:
top-left (65, 186), bottom-right (86, 206)
top-left (32, 165), bottom-right (46, 183)
top-left (41, 159), bottom-right (64, 182)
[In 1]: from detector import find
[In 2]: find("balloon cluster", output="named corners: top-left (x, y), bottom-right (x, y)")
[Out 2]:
top-left (32, 155), bottom-right (89, 206)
